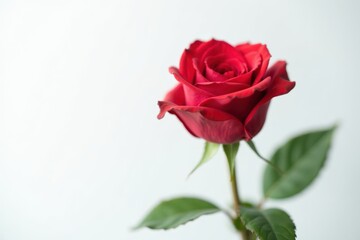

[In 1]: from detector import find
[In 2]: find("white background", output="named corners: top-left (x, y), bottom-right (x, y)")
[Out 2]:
top-left (0, 0), bottom-right (359, 239)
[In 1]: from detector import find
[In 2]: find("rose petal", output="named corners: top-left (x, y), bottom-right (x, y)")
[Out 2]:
top-left (192, 58), bottom-right (211, 83)
top-left (199, 77), bottom-right (271, 122)
top-left (202, 41), bottom-right (246, 62)
top-left (190, 39), bottom-right (217, 57)
top-left (194, 54), bottom-right (255, 88)
top-left (244, 77), bottom-right (295, 139)
top-left (244, 62), bottom-right (295, 138)
top-left (265, 60), bottom-right (289, 80)
top-left (188, 40), bottom-right (204, 51)
top-left (196, 81), bottom-right (249, 95)
top-left (178, 40), bottom-right (209, 82)
top-left (204, 55), bottom-right (248, 82)
top-left (222, 52), bottom-right (261, 85)
top-left (243, 52), bottom-right (262, 72)
top-left (224, 69), bottom-right (254, 85)
top-left (204, 61), bottom-right (227, 82)
top-left (236, 43), bottom-right (270, 57)
top-left (163, 84), bottom-right (186, 105)
top-left (236, 43), bottom-right (271, 84)
top-left (179, 49), bottom-right (196, 83)
top-left (200, 76), bottom-right (272, 107)
top-left (169, 67), bottom-right (214, 105)
top-left (178, 40), bottom-right (213, 83)
top-left (195, 40), bottom-right (246, 73)
top-left (243, 103), bottom-right (270, 140)
top-left (158, 101), bottom-right (246, 144)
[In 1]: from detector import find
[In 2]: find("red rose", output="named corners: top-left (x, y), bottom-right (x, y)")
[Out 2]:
top-left (158, 39), bottom-right (295, 144)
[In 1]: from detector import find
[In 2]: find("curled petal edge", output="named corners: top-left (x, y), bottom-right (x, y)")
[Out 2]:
top-left (244, 78), bottom-right (296, 138)
top-left (158, 101), bottom-right (246, 144)
top-left (199, 76), bottom-right (272, 107)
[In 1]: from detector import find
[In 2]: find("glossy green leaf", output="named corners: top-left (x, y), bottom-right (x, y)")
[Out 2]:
top-left (223, 142), bottom-right (240, 178)
top-left (134, 197), bottom-right (220, 230)
top-left (263, 126), bottom-right (336, 199)
top-left (241, 207), bottom-right (296, 240)
top-left (189, 142), bottom-right (220, 176)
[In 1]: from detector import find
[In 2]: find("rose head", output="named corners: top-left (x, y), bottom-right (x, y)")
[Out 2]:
top-left (158, 39), bottom-right (295, 144)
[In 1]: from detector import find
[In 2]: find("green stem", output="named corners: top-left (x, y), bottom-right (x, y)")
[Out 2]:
top-left (230, 162), bottom-right (251, 240)
top-left (230, 170), bottom-right (241, 216)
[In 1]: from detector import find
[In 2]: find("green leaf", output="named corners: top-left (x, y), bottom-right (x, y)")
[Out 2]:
top-left (134, 197), bottom-right (220, 230)
top-left (223, 142), bottom-right (240, 178)
top-left (263, 126), bottom-right (336, 199)
top-left (241, 207), bottom-right (296, 240)
top-left (189, 142), bottom-right (220, 176)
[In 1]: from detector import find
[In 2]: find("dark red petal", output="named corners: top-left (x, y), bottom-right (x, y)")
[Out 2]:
top-left (199, 77), bottom-right (271, 122)
top-left (188, 40), bottom-right (204, 52)
top-left (192, 40), bottom-right (246, 73)
top-left (200, 76), bottom-right (272, 107)
top-left (224, 70), bottom-right (254, 85)
top-left (204, 61), bottom-right (227, 82)
top-left (244, 62), bottom-right (295, 139)
top-left (243, 52), bottom-right (262, 72)
top-left (169, 67), bottom-right (213, 105)
top-left (178, 40), bottom-right (217, 83)
top-left (236, 43), bottom-right (271, 84)
top-left (157, 101), bottom-right (246, 144)
top-left (243, 103), bottom-right (270, 140)
top-left (179, 49), bottom-right (196, 83)
top-left (163, 84), bottom-right (185, 105)
top-left (178, 40), bottom-right (211, 83)
top-left (220, 52), bottom-right (260, 85)
top-left (195, 81), bottom-right (249, 95)
top-left (192, 58), bottom-right (211, 83)
top-left (191, 39), bottom-right (221, 59)
top-left (202, 40), bottom-right (246, 62)
top-left (204, 55), bottom-right (248, 82)
top-left (265, 60), bottom-right (289, 80)
top-left (244, 78), bottom-right (295, 139)
top-left (236, 43), bottom-right (270, 56)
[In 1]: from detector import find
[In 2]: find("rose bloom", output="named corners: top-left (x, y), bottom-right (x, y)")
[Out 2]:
top-left (158, 39), bottom-right (295, 144)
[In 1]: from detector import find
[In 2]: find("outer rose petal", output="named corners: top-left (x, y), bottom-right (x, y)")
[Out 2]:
top-left (188, 40), bottom-right (204, 51)
top-left (243, 103), bottom-right (270, 140)
top-left (179, 49), bottom-right (196, 83)
top-left (200, 40), bottom-right (246, 64)
top-left (169, 67), bottom-right (213, 106)
top-left (157, 101), bottom-right (246, 144)
top-left (244, 61), bottom-right (295, 139)
top-left (196, 81), bottom-right (249, 95)
top-left (179, 40), bottom-right (210, 83)
top-left (163, 84), bottom-right (185, 105)
top-left (264, 60), bottom-right (289, 80)
top-left (199, 77), bottom-right (272, 121)
top-left (191, 39), bottom-right (221, 60)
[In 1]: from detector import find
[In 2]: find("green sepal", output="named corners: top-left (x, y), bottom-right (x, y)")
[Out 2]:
top-left (189, 142), bottom-right (220, 176)
top-left (223, 142), bottom-right (240, 179)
